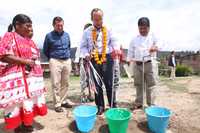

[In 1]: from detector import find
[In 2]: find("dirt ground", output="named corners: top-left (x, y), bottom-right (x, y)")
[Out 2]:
top-left (0, 76), bottom-right (200, 133)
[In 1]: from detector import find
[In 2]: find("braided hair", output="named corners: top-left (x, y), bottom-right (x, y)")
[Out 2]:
top-left (8, 14), bottom-right (32, 32)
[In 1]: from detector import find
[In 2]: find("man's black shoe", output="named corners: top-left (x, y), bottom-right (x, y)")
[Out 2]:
top-left (61, 103), bottom-right (73, 108)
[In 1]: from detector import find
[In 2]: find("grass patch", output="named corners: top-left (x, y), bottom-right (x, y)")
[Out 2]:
top-left (0, 110), bottom-right (3, 118)
top-left (70, 76), bottom-right (80, 84)
top-left (164, 81), bottom-right (188, 92)
top-left (159, 76), bottom-right (192, 81)
top-left (70, 75), bottom-right (80, 81)
top-left (69, 75), bottom-right (130, 83)
top-left (160, 77), bottom-right (189, 92)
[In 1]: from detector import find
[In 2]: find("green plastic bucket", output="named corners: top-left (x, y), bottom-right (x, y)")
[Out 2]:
top-left (105, 108), bottom-right (131, 133)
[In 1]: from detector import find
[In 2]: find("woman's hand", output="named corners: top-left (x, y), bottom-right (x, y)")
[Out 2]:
top-left (24, 59), bottom-right (36, 74)
top-left (1, 55), bottom-right (36, 66)
top-left (24, 59), bottom-right (35, 66)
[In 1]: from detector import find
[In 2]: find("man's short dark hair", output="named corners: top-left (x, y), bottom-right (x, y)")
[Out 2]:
top-left (138, 17), bottom-right (150, 27)
top-left (53, 16), bottom-right (63, 25)
top-left (91, 8), bottom-right (103, 20)
top-left (84, 23), bottom-right (92, 30)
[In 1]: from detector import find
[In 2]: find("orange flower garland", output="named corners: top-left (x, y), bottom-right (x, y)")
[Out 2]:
top-left (92, 26), bottom-right (107, 64)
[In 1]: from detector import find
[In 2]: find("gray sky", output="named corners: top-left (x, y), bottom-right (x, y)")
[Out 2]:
top-left (0, 0), bottom-right (200, 51)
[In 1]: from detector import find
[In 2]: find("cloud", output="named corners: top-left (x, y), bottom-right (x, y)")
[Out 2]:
top-left (0, 0), bottom-right (199, 51)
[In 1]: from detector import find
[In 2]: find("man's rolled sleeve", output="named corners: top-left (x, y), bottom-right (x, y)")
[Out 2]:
top-left (127, 39), bottom-right (135, 62)
top-left (80, 31), bottom-right (90, 58)
top-left (109, 29), bottom-right (120, 51)
top-left (43, 35), bottom-right (50, 59)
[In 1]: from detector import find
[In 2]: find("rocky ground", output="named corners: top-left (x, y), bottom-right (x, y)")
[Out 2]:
top-left (1, 76), bottom-right (200, 133)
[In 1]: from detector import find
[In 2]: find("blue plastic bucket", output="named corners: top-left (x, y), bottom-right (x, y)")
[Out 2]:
top-left (145, 106), bottom-right (172, 133)
top-left (73, 105), bottom-right (97, 132)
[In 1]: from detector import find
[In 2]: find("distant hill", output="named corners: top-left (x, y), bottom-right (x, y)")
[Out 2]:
top-left (40, 47), bottom-right (197, 62)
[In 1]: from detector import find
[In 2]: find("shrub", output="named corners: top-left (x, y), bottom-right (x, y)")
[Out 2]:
top-left (158, 64), bottom-right (170, 77)
top-left (193, 70), bottom-right (200, 76)
top-left (175, 65), bottom-right (193, 77)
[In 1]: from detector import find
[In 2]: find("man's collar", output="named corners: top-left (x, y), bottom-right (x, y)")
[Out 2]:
top-left (53, 30), bottom-right (64, 36)
top-left (93, 25), bottom-right (102, 31)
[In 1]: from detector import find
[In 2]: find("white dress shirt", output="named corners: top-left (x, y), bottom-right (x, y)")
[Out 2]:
top-left (80, 26), bottom-right (120, 58)
top-left (74, 46), bottom-right (81, 63)
top-left (127, 33), bottom-right (158, 62)
top-left (172, 55), bottom-right (176, 67)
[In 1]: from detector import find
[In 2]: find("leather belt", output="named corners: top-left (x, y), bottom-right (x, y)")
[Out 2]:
top-left (135, 60), bottom-right (151, 65)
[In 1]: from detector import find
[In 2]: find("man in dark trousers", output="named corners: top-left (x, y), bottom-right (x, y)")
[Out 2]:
top-left (80, 8), bottom-right (120, 115)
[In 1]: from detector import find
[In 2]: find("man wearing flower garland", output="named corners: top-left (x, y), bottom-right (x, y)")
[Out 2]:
top-left (80, 8), bottom-right (120, 115)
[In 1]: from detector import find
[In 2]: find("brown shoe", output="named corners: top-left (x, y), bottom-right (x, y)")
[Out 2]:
top-left (131, 104), bottom-right (142, 110)
top-left (61, 103), bottom-right (72, 108)
top-left (21, 124), bottom-right (34, 132)
top-left (55, 106), bottom-right (64, 112)
top-left (87, 95), bottom-right (94, 102)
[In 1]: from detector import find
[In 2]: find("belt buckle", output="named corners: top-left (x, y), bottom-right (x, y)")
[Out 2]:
top-left (145, 60), bottom-right (151, 63)
top-left (136, 61), bottom-right (142, 65)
